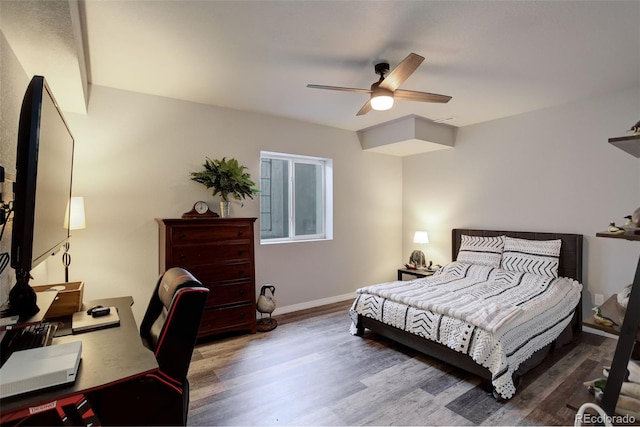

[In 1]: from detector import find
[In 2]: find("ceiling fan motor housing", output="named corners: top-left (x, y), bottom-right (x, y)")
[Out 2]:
top-left (375, 62), bottom-right (390, 76)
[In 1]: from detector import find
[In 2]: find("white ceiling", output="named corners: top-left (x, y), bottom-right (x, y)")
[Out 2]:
top-left (3, 1), bottom-right (640, 132)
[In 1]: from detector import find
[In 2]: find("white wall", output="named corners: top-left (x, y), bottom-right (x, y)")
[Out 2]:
top-left (47, 85), bottom-right (403, 322)
top-left (403, 88), bottom-right (640, 317)
top-left (0, 31), bottom-right (29, 304)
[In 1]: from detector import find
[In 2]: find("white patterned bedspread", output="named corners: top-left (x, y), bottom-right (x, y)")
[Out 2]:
top-left (349, 261), bottom-right (582, 399)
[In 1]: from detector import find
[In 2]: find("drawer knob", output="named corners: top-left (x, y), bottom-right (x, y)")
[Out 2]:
top-left (238, 270), bottom-right (244, 275)
top-left (179, 233), bottom-right (186, 239)
top-left (179, 254), bottom-right (186, 259)
top-left (238, 289), bottom-right (245, 295)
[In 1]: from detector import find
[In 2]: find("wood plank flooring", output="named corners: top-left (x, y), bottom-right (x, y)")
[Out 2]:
top-left (187, 300), bottom-right (616, 426)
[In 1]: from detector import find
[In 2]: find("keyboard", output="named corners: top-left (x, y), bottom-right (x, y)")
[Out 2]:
top-left (0, 322), bottom-right (57, 367)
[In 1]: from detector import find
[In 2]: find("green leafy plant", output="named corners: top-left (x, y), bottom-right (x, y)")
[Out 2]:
top-left (190, 157), bottom-right (259, 202)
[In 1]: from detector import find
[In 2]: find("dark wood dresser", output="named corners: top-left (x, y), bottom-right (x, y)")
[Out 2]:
top-left (156, 217), bottom-right (257, 337)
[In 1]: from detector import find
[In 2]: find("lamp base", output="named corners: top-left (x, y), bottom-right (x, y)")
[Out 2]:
top-left (257, 318), bottom-right (278, 332)
top-left (409, 250), bottom-right (426, 268)
top-left (4, 279), bottom-right (39, 318)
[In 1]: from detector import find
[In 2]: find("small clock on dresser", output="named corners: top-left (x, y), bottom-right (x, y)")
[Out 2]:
top-left (182, 201), bottom-right (218, 218)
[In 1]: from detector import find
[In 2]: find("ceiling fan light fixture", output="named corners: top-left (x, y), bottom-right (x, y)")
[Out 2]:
top-left (307, 53), bottom-right (450, 115)
top-left (370, 89), bottom-right (394, 111)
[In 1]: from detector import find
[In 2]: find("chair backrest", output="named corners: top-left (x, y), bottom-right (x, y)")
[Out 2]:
top-left (140, 267), bottom-right (208, 383)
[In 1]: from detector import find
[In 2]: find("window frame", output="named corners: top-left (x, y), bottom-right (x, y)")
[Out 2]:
top-left (259, 151), bottom-right (333, 244)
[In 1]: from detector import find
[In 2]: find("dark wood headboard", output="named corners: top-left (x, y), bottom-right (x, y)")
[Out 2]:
top-left (452, 228), bottom-right (584, 328)
top-left (452, 228), bottom-right (584, 283)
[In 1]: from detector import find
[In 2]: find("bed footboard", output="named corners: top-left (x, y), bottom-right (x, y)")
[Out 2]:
top-left (355, 314), bottom-right (566, 398)
top-left (357, 314), bottom-right (493, 383)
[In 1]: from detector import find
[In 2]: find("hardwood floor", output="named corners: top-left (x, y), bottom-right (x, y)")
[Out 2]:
top-left (187, 300), bottom-right (616, 426)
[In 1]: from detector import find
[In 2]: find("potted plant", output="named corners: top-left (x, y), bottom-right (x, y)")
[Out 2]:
top-left (190, 157), bottom-right (259, 217)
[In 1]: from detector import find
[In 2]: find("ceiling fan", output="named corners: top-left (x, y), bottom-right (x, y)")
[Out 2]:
top-left (307, 53), bottom-right (452, 116)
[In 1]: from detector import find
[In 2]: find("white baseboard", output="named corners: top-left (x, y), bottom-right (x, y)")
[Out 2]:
top-left (583, 325), bottom-right (619, 340)
top-left (273, 293), bottom-right (355, 316)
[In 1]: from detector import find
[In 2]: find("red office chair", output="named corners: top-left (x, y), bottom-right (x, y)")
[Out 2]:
top-left (90, 268), bottom-right (208, 426)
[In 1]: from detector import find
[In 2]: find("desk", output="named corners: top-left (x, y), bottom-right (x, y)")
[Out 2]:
top-left (0, 291), bottom-right (58, 330)
top-left (0, 296), bottom-right (158, 420)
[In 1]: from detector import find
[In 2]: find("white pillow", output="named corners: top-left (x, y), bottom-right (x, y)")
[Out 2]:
top-left (456, 235), bottom-right (505, 268)
top-left (501, 236), bottom-right (562, 278)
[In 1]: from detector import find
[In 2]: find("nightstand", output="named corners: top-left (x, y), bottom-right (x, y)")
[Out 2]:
top-left (397, 268), bottom-right (435, 280)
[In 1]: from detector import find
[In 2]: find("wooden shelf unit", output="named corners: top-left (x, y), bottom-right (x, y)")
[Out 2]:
top-left (596, 231), bottom-right (640, 241)
top-left (608, 134), bottom-right (640, 158)
top-left (594, 231), bottom-right (640, 415)
top-left (583, 295), bottom-right (636, 338)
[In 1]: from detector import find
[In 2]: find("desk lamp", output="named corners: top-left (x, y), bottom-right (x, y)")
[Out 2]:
top-left (62, 196), bottom-right (86, 282)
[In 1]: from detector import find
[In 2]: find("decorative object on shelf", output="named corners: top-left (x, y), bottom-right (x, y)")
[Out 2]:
top-left (617, 285), bottom-right (632, 309)
top-left (256, 285), bottom-right (277, 332)
top-left (629, 119), bottom-right (640, 135)
top-left (62, 196), bottom-right (86, 282)
top-left (608, 222), bottom-right (625, 233)
top-left (190, 157), bottom-right (259, 218)
top-left (593, 306), bottom-right (619, 327)
top-left (182, 201), bottom-right (218, 218)
top-left (623, 208), bottom-right (640, 235)
top-left (633, 208), bottom-right (640, 227)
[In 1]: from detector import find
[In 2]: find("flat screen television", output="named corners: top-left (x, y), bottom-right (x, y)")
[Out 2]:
top-left (7, 75), bottom-right (75, 317)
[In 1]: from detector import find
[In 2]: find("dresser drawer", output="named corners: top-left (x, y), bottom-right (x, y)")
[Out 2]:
top-left (199, 304), bottom-right (255, 335)
top-left (186, 262), bottom-right (253, 283)
top-left (169, 224), bottom-right (252, 244)
top-left (170, 242), bottom-right (252, 266)
top-left (207, 282), bottom-right (253, 305)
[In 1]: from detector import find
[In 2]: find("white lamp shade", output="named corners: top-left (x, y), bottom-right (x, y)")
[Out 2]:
top-left (64, 196), bottom-right (87, 230)
top-left (370, 88), bottom-right (394, 111)
top-left (370, 95), bottom-right (394, 111)
top-left (413, 231), bottom-right (429, 244)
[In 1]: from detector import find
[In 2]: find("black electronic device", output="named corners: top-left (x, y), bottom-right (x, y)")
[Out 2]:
top-left (86, 305), bottom-right (103, 315)
top-left (87, 305), bottom-right (110, 317)
top-left (6, 76), bottom-right (75, 318)
top-left (0, 322), bottom-right (57, 367)
top-left (91, 307), bottom-right (111, 318)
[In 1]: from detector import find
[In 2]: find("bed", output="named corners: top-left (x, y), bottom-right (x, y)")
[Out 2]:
top-left (349, 228), bottom-right (583, 400)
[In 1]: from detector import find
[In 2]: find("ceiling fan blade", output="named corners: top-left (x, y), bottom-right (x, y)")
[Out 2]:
top-left (394, 89), bottom-right (452, 103)
top-left (356, 99), bottom-right (372, 116)
top-left (307, 84), bottom-right (371, 94)
top-left (378, 53), bottom-right (424, 91)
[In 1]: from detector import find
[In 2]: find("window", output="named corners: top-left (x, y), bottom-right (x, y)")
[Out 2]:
top-left (260, 151), bottom-right (333, 243)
